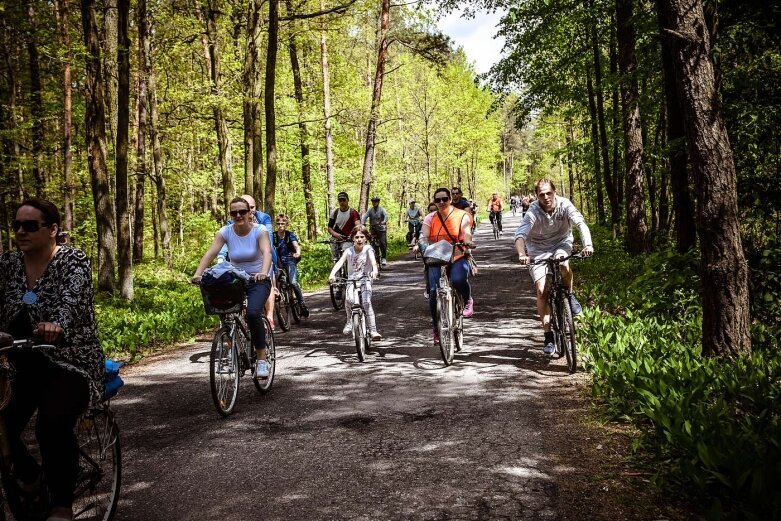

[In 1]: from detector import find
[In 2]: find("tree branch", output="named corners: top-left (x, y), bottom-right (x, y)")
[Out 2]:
top-left (279, 0), bottom-right (357, 21)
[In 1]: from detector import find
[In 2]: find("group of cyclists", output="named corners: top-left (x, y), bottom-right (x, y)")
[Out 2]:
top-left (0, 177), bottom-right (592, 519)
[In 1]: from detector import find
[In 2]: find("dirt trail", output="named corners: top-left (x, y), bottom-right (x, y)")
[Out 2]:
top-left (111, 212), bottom-right (678, 520)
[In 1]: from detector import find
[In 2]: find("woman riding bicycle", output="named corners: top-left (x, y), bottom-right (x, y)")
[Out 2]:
top-left (0, 198), bottom-right (104, 521)
top-left (328, 226), bottom-right (381, 341)
top-left (273, 213), bottom-right (309, 318)
top-left (193, 197), bottom-right (273, 379)
top-left (415, 188), bottom-right (475, 343)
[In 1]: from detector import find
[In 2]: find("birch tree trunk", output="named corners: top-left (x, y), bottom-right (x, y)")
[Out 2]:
top-left (102, 0), bottom-right (118, 145)
top-left (81, 0), bottom-right (117, 292)
top-left (659, 0), bottom-right (751, 356)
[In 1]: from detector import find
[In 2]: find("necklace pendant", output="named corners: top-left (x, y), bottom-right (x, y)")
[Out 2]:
top-left (23, 291), bottom-right (38, 305)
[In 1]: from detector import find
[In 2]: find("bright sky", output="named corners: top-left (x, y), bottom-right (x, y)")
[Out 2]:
top-left (435, 8), bottom-right (506, 75)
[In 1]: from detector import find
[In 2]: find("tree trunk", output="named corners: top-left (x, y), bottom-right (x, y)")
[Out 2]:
top-left (617, 0), bottom-right (649, 254)
top-left (656, 0), bottom-right (696, 252)
top-left (609, 20), bottom-right (623, 225)
top-left (26, 1), bottom-right (46, 196)
top-left (1, 24), bottom-right (26, 201)
top-left (115, 0), bottom-right (133, 299)
top-left (286, 0), bottom-right (317, 240)
top-left (55, 0), bottom-right (75, 231)
top-left (102, 0), bottom-right (118, 145)
top-left (320, 0), bottom-right (336, 215)
top-left (264, 0), bottom-right (279, 217)
top-left (359, 0), bottom-right (391, 213)
top-left (566, 121), bottom-right (576, 200)
top-left (203, 0), bottom-right (234, 217)
top-left (81, 0), bottom-right (116, 292)
top-left (242, 0), bottom-right (264, 201)
top-left (133, 0), bottom-right (149, 262)
top-left (585, 66), bottom-right (605, 222)
top-left (659, 0), bottom-right (751, 356)
top-left (657, 106), bottom-right (670, 234)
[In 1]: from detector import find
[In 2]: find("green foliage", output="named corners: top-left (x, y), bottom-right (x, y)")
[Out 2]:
top-left (95, 263), bottom-right (216, 360)
top-left (579, 234), bottom-right (781, 519)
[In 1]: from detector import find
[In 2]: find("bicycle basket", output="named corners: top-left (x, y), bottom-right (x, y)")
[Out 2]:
top-left (200, 278), bottom-right (246, 315)
top-left (423, 240), bottom-right (454, 267)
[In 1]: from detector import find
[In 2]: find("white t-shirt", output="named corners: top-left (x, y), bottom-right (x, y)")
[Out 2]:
top-left (219, 224), bottom-right (266, 275)
top-left (345, 245), bottom-right (376, 279)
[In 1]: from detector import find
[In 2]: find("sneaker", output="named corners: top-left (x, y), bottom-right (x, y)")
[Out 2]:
top-left (499, 230), bottom-right (503, 236)
top-left (423, 291), bottom-right (429, 300)
top-left (462, 298), bottom-right (474, 318)
top-left (381, 258), bottom-right (387, 267)
top-left (433, 328), bottom-right (440, 344)
top-left (543, 341), bottom-right (555, 355)
top-left (255, 360), bottom-right (269, 379)
top-left (568, 292), bottom-right (582, 316)
top-left (371, 331), bottom-right (382, 341)
top-left (301, 305), bottom-right (310, 318)
top-left (342, 322), bottom-right (352, 335)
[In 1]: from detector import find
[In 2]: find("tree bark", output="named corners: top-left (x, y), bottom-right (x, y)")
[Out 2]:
top-left (102, 0), bottom-right (118, 145)
top-left (609, 20), bottom-right (623, 225)
top-left (242, 0), bottom-right (264, 202)
top-left (659, 0), bottom-right (751, 356)
top-left (264, 0), bottom-right (279, 217)
top-left (116, 0), bottom-right (133, 299)
top-left (359, 0), bottom-right (391, 213)
top-left (585, 66), bottom-right (604, 222)
top-left (55, 0), bottom-right (75, 231)
top-left (26, 1), bottom-right (46, 196)
top-left (133, 0), bottom-right (149, 262)
top-left (81, 0), bottom-right (117, 292)
top-left (320, 0), bottom-right (336, 215)
top-left (286, 0), bottom-right (317, 239)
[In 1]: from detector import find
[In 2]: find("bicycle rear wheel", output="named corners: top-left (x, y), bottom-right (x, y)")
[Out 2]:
top-left (560, 297), bottom-right (577, 373)
top-left (453, 294), bottom-right (464, 353)
top-left (276, 288), bottom-right (291, 332)
top-left (72, 407), bottom-right (122, 521)
top-left (254, 318), bottom-right (276, 393)
top-left (210, 328), bottom-right (239, 416)
top-left (352, 311), bottom-right (366, 362)
top-left (437, 290), bottom-right (455, 366)
top-left (290, 288), bottom-right (302, 324)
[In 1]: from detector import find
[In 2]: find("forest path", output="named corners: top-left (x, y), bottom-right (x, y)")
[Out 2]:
top-left (111, 212), bottom-right (674, 521)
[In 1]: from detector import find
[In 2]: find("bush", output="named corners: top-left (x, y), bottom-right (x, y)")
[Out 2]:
top-left (578, 230), bottom-right (781, 520)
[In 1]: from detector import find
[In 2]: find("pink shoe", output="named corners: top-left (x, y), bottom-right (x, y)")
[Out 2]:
top-left (462, 298), bottom-right (474, 318)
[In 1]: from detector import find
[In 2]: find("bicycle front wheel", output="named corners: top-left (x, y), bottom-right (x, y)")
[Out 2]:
top-left (210, 328), bottom-right (239, 416)
top-left (276, 288), bottom-right (291, 332)
top-left (290, 288), bottom-right (302, 324)
top-left (72, 407), bottom-right (122, 521)
top-left (560, 296), bottom-right (577, 373)
top-left (453, 294), bottom-right (464, 353)
top-left (254, 318), bottom-right (276, 393)
top-left (437, 290), bottom-right (455, 366)
top-left (352, 311), bottom-right (366, 362)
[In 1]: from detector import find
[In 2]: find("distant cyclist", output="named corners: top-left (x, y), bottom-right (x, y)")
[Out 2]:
top-left (273, 214), bottom-right (309, 318)
top-left (362, 196), bottom-right (388, 267)
top-left (514, 178), bottom-right (594, 355)
top-left (405, 200), bottom-right (422, 246)
top-left (487, 192), bottom-right (504, 235)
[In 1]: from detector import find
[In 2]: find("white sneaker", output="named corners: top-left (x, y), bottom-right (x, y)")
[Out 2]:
top-left (255, 359), bottom-right (269, 379)
top-left (343, 323), bottom-right (352, 335)
top-left (381, 258), bottom-right (387, 267)
top-left (371, 331), bottom-right (382, 340)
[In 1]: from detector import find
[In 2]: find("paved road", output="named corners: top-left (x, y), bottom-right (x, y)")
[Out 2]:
top-left (113, 211), bottom-right (585, 521)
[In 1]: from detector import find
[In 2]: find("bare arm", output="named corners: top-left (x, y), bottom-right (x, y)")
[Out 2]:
top-left (329, 250), bottom-right (349, 281)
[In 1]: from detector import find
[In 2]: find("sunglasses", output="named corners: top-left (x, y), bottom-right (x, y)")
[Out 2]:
top-left (434, 197), bottom-right (450, 203)
top-left (230, 209), bottom-right (250, 218)
top-left (12, 220), bottom-right (49, 233)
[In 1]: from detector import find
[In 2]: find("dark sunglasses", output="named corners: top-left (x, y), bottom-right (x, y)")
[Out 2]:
top-left (434, 197), bottom-right (450, 203)
top-left (230, 209), bottom-right (250, 218)
top-left (12, 220), bottom-right (49, 233)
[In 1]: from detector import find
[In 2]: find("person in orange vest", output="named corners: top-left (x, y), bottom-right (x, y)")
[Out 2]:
top-left (487, 192), bottom-right (504, 235)
top-left (415, 187), bottom-right (475, 344)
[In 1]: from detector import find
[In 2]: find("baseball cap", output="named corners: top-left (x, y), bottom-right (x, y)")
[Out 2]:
top-left (337, 192), bottom-right (349, 199)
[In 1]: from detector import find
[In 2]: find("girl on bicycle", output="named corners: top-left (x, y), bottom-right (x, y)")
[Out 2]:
top-left (193, 197), bottom-right (273, 379)
top-left (328, 226), bottom-right (381, 341)
top-left (0, 198), bottom-right (104, 521)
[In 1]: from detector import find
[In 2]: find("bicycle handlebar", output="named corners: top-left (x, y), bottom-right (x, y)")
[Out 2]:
top-left (0, 334), bottom-right (57, 354)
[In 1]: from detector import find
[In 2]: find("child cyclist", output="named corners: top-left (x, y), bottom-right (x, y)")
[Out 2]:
top-left (328, 225), bottom-right (382, 341)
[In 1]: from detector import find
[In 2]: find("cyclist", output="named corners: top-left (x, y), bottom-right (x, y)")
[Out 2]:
top-left (415, 188), bottom-right (475, 343)
top-left (487, 192), bottom-right (504, 235)
top-left (327, 191), bottom-right (361, 260)
top-left (405, 200), bottom-right (422, 246)
top-left (362, 196), bottom-right (388, 267)
top-left (510, 195), bottom-right (521, 215)
top-left (273, 214), bottom-right (309, 318)
top-left (328, 225), bottom-right (382, 341)
top-left (521, 194), bottom-right (531, 216)
top-left (0, 198), bottom-right (103, 521)
top-left (515, 178), bottom-right (594, 355)
top-left (451, 186), bottom-right (475, 234)
top-left (193, 197), bottom-right (273, 377)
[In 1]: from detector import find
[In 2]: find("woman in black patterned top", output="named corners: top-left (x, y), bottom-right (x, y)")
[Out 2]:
top-left (0, 198), bottom-right (103, 521)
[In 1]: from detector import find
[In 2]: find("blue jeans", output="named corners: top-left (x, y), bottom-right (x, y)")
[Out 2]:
top-left (245, 279), bottom-right (272, 350)
top-left (427, 257), bottom-right (471, 325)
top-left (281, 259), bottom-right (306, 306)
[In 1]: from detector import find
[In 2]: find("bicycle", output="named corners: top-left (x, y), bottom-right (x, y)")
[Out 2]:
top-left (320, 239), bottom-right (351, 310)
top-left (334, 276), bottom-right (373, 362)
top-left (199, 279), bottom-right (275, 416)
top-left (426, 242), bottom-right (469, 366)
top-left (275, 263), bottom-right (304, 331)
top-left (0, 334), bottom-right (121, 521)
top-left (368, 226), bottom-right (386, 270)
top-left (489, 212), bottom-right (501, 240)
top-left (529, 253), bottom-right (584, 374)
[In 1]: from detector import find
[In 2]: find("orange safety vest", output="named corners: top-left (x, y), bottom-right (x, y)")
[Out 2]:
top-left (429, 208), bottom-right (468, 260)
